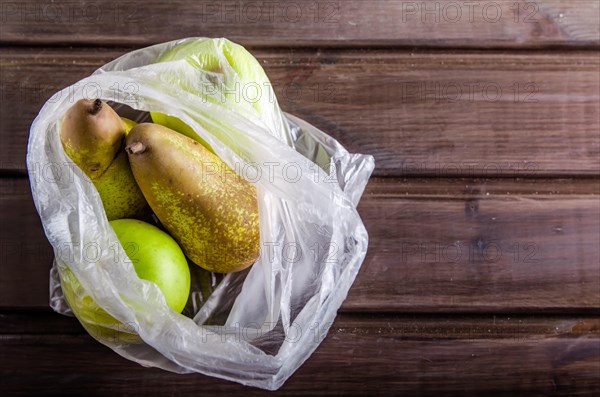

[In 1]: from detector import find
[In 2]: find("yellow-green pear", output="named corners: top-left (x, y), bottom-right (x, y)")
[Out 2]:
top-left (121, 117), bottom-right (137, 135)
top-left (60, 99), bottom-right (124, 179)
top-left (60, 265), bottom-right (142, 345)
top-left (60, 100), bottom-right (148, 220)
top-left (92, 150), bottom-right (147, 220)
top-left (125, 123), bottom-right (260, 273)
top-left (149, 112), bottom-right (214, 153)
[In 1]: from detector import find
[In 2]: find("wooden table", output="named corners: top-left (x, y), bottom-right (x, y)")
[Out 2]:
top-left (1, 1), bottom-right (599, 395)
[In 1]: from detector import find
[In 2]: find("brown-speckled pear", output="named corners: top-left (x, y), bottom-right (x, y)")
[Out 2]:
top-left (60, 100), bottom-right (148, 220)
top-left (60, 99), bottom-right (124, 179)
top-left (125, 123), bottom-right (260, 273)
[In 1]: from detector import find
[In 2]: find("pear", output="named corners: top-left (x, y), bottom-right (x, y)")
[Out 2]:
top-left (60, 99), bottom-right (124, 179)
top-left (60, 100), bottom-right (148, 220)
top-left (92, 150), bottom-right (147, 220)
top-left (149, 112), bottom-right (214, 153)
top-left (125, 123), bottom-right (260, 273)
top-left (120, 116), bottom-right (137, 134)
top-left (60, 265), bottom-right (142, 344)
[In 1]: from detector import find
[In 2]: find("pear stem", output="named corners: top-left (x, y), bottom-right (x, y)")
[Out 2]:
top-left (126, 142), bottom-right (146, 154)
top-left (88, 99), bottom-right (103, 115)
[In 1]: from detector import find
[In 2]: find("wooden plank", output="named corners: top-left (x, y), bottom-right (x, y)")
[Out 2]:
top-left (0, 0), bottom-right (598, 48)
top-left (348, 178), bottom-right (600, 312)
top-left (1, 177), bottom-right (598, 312)
top-left (268, 50), bottom-right (600, 177)
top-left (1, 314), bottom-right (598, 395)
top-left (1, 48), bottom-right (599, 175)
top-left (0, 178), bottom-right (52, 308)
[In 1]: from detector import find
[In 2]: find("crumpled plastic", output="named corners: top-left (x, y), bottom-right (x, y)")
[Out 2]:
top-left (28, 38), bottom-right (374, 390)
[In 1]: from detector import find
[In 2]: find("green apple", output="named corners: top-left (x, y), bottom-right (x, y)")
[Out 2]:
top-left (59, 219), bottom-right (191, 344)
top-left (110, 219), bottom-right (191, 313)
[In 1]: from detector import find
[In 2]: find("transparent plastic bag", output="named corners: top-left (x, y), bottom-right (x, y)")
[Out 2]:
top-left (28, 38), bottom-right (374, 390)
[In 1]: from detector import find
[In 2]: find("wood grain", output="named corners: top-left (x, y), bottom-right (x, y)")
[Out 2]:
top-left (2, 177), bottom-right (598, 312)
top-left (0, 178), bottom-right (52, 308)
top-left (1, 312), bottom-right (598, 396)
top-left (2, 0), bottom-right (599, 393)
top-left (349, 178), bottom-right (600, 312)
top-left (1, 0), bottom-right (599, 49)
top-left (1, 48), bottom-right (599, 176)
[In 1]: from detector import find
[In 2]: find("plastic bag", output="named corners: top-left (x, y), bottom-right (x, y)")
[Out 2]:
top-left (28, 38), bottom-right (374, 390)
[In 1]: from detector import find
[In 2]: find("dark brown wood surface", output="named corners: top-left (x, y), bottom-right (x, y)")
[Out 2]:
top-left (2, 48), bottom-right (600, 175)
top-left (1, 0), bottom-right (599, 48)
top-left (0, 0), bottom-right (599, 395)
top-left (1, 311), bottom-right (599, 396)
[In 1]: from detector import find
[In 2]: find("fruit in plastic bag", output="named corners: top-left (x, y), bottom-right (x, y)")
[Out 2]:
top-left (60, 265), bottom-right (142, 345)
top-left (60, 100), bottom-right (147, 220)
top-left (31, 38), bottom-right (375, 390)
top-left (60, 99), bottom-right (123, 179)
top-left (125, 123), bottom-right (260, 273)
top-left (60, 218), bottom-right (191, 344)
top-left (149, 38), bottom-right (287, 149)
top-left (110, 219), bottom-right (191, 312)
top-left (91, 150), bottom-right (146, 220)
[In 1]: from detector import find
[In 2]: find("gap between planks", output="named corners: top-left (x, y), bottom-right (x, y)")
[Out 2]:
top-left (2, 309), bottom-right (599, 338)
